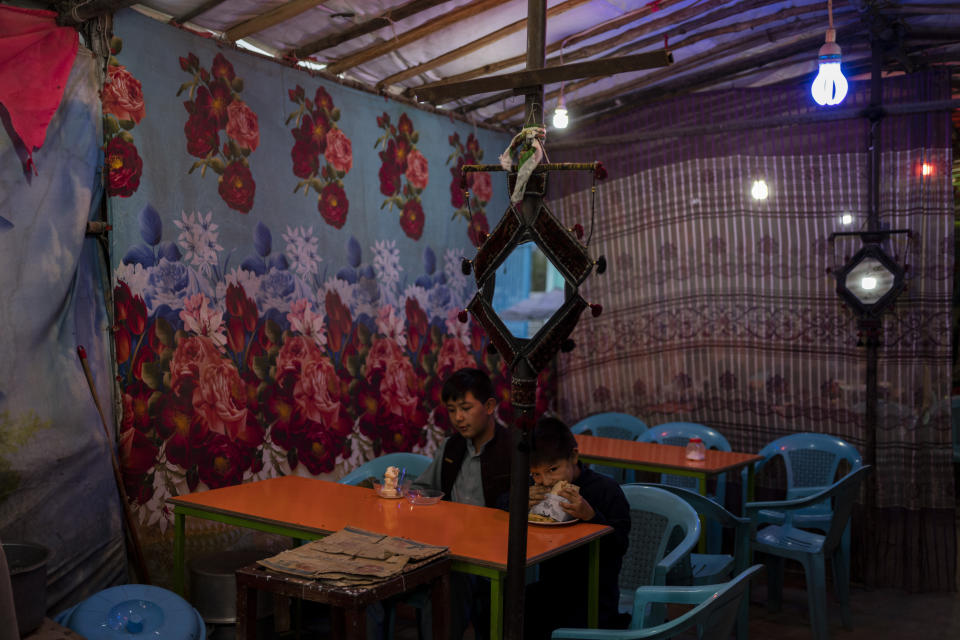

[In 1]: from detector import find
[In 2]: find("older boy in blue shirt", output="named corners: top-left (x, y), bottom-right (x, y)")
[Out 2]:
top-left (524, 416), bottom-right (632, 638)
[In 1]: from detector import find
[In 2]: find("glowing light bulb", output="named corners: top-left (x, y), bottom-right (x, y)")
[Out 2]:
top-left (921, 163), bottom-right (933, 176)
top-left (841, 213), bottom-right (853, 225)
top-left (861, 276), bottom-right (877, 290)
top-left (751, 179), bottom-right (769, 200)
top-left (811, 29), bottom-right (847, 106)
top-left (552, 92), bottom-right (569, 129)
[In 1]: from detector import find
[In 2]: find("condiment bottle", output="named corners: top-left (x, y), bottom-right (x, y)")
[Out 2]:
top-left (685, 436), bottom-right (706, 461)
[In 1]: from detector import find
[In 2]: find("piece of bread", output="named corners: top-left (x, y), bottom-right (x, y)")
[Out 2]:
top-left (550, 480), bottom-right (579, 495)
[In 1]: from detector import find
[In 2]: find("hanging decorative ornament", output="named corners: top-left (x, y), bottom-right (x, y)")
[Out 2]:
top-left (499, 125), bottom-right (546, 203)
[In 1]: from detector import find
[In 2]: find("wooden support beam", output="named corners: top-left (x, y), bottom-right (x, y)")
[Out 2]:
top-left (322, 0), bottom-right (512, 75)
top-left (375, 0), bottom-right (591, 90)
top-left (174, 0), bottom-right (231, 25)
top-left (292, 0), bottom-right (454, 58)
top-left (414, 50), bottom-right (672, 103)
top-left (56, 0), bottom-right (138, 25)
top-left (416, 0), bottom-right (685, 90)
top-left (453, 0), bottom-right (812, 114)
top-left (224, 0), bottom-right (326, 43)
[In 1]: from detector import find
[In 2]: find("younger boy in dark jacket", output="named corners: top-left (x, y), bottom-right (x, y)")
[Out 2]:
top-left (524, 416), bottom-right (632, 638)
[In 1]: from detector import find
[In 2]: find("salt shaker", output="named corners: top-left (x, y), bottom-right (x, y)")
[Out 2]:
top-left (685, 436), bottom-right (706, 461)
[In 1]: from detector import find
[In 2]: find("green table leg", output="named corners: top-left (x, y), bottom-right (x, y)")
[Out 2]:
top-left (489, 571), bottom-right (505, 640)
top-left (174, 510), bottom-right (185, 596)
top-left (587, 539), bottom-right (600, 627)
top-left (697, 474), bottom-right (708, 553)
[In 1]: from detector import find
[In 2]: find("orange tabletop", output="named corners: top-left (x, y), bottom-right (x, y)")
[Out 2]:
top-left (169, 475), bottom-right (609, 569)
top-left (575, 434), bottom-right (763, 476)
top-left (169, 475), bottom-right (611, 639)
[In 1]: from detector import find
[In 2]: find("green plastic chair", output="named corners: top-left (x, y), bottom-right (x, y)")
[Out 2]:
top-left (634, 483), bottom-right (752, 640)
top-left (337, 451), bottom-right (431, 486)
top-left (552, 564), bottom-right (764, 640)
top-left (572, 412), bottom-right (649, 483)
top-left (747, 466), bottom-right (871, 640)
top-left (618, 485), bottom-right (700, 624)
top-left (743, 432), bottom-right (863, 598)
top-left (639, 422), bottom-right (731, 553)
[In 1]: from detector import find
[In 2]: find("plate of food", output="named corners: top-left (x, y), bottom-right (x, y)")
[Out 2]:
top-left (528, 514), bottom-right (580, 526)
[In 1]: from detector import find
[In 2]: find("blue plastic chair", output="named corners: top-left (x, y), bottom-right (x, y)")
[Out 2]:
top-left (572, 413), bottom-right (649, 483)
top-left (618, 485), bottom-right (700, 623)
top-left (639, 422), bottom-right (731, 552)
top-left (743, 433), bottom-right (863, 593)
top-left (337, 451), bottom-right (432, 486)
top-left (747, 466), bottom-right (871, 640)
top-left (634, 484), bottom-right (752, 640)
top-left (552, 564), bottom-right (764, 640)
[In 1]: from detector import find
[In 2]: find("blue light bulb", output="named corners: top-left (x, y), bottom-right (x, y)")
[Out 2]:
top-left (812, 59), bottom-right (848, 106)
top-left (811, 30), bottom-right (847, 106)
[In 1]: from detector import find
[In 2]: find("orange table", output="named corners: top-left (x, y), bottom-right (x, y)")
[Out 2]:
top-left (168, 476), bottom-right (611, 640)
top-left (575, 434), bottom-right (764, 551)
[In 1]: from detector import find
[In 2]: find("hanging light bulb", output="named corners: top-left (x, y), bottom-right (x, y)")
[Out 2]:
top-left (552, 84), bottom-right (569, 129)
top-left (811, 0), bottom-right (847, 106)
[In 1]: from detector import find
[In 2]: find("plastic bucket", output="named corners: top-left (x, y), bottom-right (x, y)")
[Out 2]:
top-left (2, 541), bottom-right (51, 636)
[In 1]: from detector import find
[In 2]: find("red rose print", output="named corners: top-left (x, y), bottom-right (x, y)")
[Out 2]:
top-left (325, 128), bottom-right (352, 173)
top-left (405, 149), bottom-right (429, 190)
top-left (211, 53), bottom-right (236, 82)
top-left (469, 171), bottom-right (492, 203)
top-left (219, 161), bottom-right (255, 213)
top-left (314, 86), bottom-right (334, 112)
top-left (319, 182), bottom-right (348, 229)
top-left (392, 137), bottom-right (411, 171)
top-left (397, 113), bottom-right (414, 136)
top-left (291, 137), bottom-right (319, 179)
top-left (379, 158), bottom-right (402, 196)
top-left (102, 65), bottom-right (145, 124)
top-left (115, 326), bottom-right (132, 363)
top-left (195, 82), bottom-right (233, 127)
top-left (467, 210), bottom-right (490, 248)
top-left (105, 137), bottom-right (143, 198)
top-left (184, 112), bottom-right (219, 158)
top-left (450, 167), bottom-right (465, 208)
top-left (226, 100), bottom-right (259, 151)
top-left (308, 112), bottom-right (332, 153)
top-left (400, 200), bottom-right (425, 240)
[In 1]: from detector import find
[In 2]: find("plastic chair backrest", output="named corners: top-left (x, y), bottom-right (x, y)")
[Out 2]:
top-left (619, 485), bottom-right (700, 593)
top-left (640, 422), bottom-right (731, 493)
top-left (633, 483), bottom-right (750, 574)
top-left (571, 412), bottom-right (649, 441)
top-left (756, 433), bottom-right (863, 503)
top-left (811, 466), bottom-right (871, 554)
top-left (552, 565), bottom-right (763, 640)
top-left (337, 452), bottom-right (432, 486)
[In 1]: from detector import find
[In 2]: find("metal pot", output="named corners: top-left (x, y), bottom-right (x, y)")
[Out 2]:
top-left (2, 541), bottom-right (51, 637)
top-left (189, 550), bottom-right (272, 624)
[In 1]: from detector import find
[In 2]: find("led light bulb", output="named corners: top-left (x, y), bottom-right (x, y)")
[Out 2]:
top-left (552, 92), bottom-right (569, 129)
top-left (811, 29), bottom-right (848, 106)
top-left (751, 179), bottom-right (769, 200)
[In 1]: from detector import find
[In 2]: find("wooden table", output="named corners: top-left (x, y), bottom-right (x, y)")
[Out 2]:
top-left (575, 434), bottom-right (764, 551)
top-left (168, 476), bottom-right (611, 640)
top-left (235, 558), bottom-right (451, 640)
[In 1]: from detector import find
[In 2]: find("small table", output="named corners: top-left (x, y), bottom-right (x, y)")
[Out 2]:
top-left (575, 434), bottom-right (764, 551)
top-left (169, 476), bottom-right (611, 640)
top-left (235, 558), bottom-right (451, 640)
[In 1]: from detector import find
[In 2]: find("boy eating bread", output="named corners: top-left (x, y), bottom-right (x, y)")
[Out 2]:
top-left (525, 416), bottom-right (632, 637)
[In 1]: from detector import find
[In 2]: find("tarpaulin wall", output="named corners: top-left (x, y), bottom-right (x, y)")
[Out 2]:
top-left (107, 9), bottom-right (527, 587)
top-left (550, 72), bottom-right (955, 591)
top-left (0, 48), bottom-right (126, 612)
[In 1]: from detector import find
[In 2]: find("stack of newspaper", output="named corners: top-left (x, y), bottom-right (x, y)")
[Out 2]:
top-left (257, 527), bottom-right (448, 588)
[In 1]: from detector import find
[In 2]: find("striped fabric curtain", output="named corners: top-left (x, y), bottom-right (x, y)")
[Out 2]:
top-left (549, 71), bottom-right (955, 591)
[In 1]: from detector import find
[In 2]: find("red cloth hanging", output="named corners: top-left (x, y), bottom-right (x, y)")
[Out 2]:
top-left (0, 6), bottom-right (78, 169)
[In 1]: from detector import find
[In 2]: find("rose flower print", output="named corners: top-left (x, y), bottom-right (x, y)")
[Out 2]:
top-left (179, 52), bottom-right (260, 213)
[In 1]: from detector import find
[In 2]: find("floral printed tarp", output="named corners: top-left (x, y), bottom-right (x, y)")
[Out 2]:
top-left (109, 10), bottom-right (538, 583)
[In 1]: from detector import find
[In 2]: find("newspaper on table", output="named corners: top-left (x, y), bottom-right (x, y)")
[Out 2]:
top-left (257, 527), bottom-right (448, 587)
